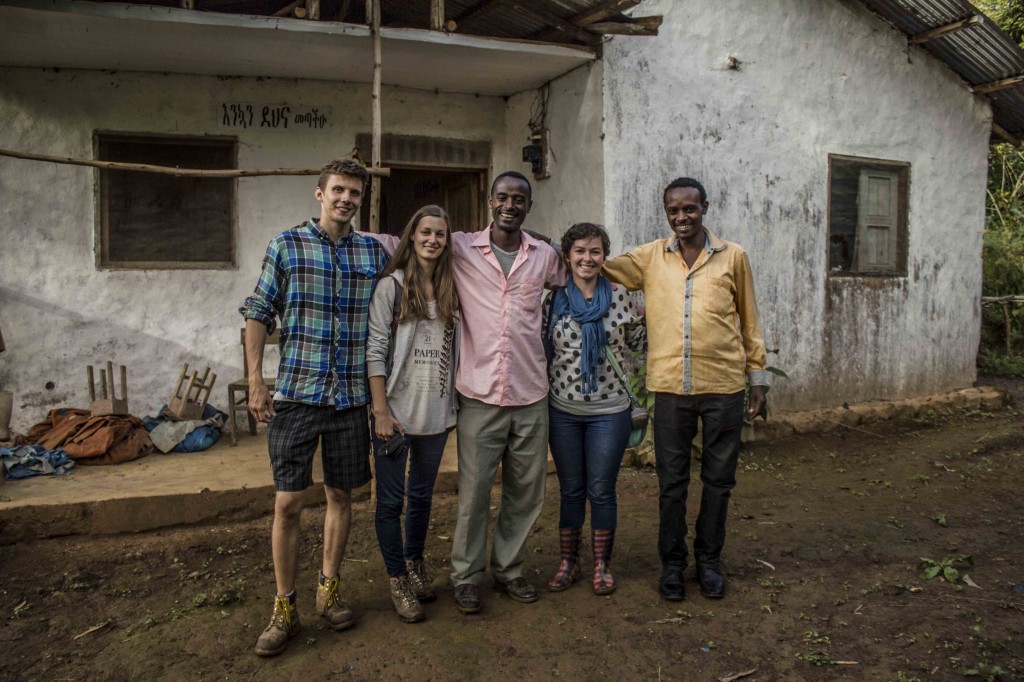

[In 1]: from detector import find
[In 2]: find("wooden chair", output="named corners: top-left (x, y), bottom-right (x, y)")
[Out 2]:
top-left (227, 327), bottom-right (279, 446)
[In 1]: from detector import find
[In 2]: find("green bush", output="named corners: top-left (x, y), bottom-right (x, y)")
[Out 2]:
top-left (977, 349), bottom-right (1024, 378)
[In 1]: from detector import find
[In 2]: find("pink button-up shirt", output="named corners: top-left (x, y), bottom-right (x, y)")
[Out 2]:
top-left (451, 227), bottom-right (565, 405)
top-left (369, 226), bottom-right (565, 406)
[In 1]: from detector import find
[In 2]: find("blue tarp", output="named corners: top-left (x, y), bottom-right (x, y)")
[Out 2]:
top-left (1, 444), bottom-right (76, 479)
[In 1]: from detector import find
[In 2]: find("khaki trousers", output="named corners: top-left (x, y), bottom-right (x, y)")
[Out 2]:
top-left (450, 396), bottom-right (548, 586)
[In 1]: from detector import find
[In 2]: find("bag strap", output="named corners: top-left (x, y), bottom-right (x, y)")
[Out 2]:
top-left (542, 286), bottom-right (562, 366)
top-left (385, 276), bottom-right (403, 374)
top-left (603, 345), bottom-right (641, 408)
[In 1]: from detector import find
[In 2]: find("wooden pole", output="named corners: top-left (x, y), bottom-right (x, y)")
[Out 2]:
top-left (974, 73), bottom-right (1024, 95)
top-left (87, 366), bottom-right (96, 401)
top-left (430, 0), bottom-right (444, 30)
top-left (368, 0), bottom-right (383, 233)
top-left (1003, 302), bottom-right (1012, 354)
top-left (0, 147), bottom-right (390, 178)
top-left (272, 1), bottom-right (302, 17)
top-left (909, 14), bottom-right (981, 45)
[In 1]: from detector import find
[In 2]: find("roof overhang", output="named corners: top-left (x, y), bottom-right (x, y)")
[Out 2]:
top-left (856, 0), bottom-right (1024, 144)
top-left (0, 0), bottom-right (596, 97)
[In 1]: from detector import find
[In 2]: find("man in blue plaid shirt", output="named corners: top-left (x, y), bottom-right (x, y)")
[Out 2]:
top-left (240, 158), bottom-right (388, 657)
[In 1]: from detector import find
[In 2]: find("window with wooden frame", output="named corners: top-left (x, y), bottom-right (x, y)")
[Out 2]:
top-left (96, 133), bottom-right (236, 269)
top-left (828, 155), bottom-right (909, 276)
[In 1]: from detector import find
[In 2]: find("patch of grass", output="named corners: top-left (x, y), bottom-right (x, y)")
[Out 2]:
top-left (216, 578), bottom-right (247, 606)
top-left (795, 650), bottom-right (833, 667)
top-left (978, 349), bottom-right (1024, 378)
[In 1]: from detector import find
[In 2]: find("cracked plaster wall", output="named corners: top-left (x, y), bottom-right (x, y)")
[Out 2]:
top-left (601, 0), bottom-right (991, 409)
top-left (497, 61), bottom-right (606, 238)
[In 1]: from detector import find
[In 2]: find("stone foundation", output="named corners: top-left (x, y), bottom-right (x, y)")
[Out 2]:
top-left (624, 386), bottom-right (1010, 467)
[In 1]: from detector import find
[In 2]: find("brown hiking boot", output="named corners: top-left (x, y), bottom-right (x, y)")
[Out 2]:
top-left (405, 559), bottom-right (437, 603)
top-left (389, 576), bottom-right (425, 623)
top-left (316, 575), bottom-right (355, 631)
top-left (254, 595), bottom-right (300, 657)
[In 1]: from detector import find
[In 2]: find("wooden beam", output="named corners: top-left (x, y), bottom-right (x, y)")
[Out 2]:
top-left (538, 12), bottom-right (659, 42)
top-left (367, 0), bottom-right (383, 233)
top-left (974, 74), bottom-right (1024, 95)
top-left (272, 0), bottom-right (302, 17)
top-left (430, 0), bottom-right (444, 31)
top-left (909, 14), bottom-right (981, 45)
top-left (587, 21), bottom-right (657, 36)
top-left (0, 148), bottom-right (391, 177)
top-left (507, 0), bottom-right (601, 45)
top-left (453, 0), bottom-right (506, 29)
top-left (574, 0), bottom-right (640, 26)
top-left (993, 123), bottom-right (1022, 146)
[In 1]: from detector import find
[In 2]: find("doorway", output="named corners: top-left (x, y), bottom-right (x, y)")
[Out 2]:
top-left (354, 133), bottom-right (492, 237)
top-left (371, 166), bottom-right (486, 236)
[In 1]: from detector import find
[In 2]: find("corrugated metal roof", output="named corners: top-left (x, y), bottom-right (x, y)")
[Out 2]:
top-left (858, 0), bottom-right (1024, 141)
top-left (384, 0), bottom-right (607, 43)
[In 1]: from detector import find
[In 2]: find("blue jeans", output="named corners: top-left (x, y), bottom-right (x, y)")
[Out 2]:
top-left (373, 430), bottom-right (450, 577)
top-left (652, 391), bottom-right (745, 571)
top-left (548, 406), bottom-right (631, 530)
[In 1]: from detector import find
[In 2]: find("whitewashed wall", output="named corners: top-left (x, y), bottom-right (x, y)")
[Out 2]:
top-left (0, 68), bottom-right (505, 429)
top-left (498, 61), bottom-right (606, 241)
top-left (601, 0), bottom-right (991, 408)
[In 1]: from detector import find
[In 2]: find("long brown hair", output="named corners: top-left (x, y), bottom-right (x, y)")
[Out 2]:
top-left (381, 205), bottom-right (459, 325)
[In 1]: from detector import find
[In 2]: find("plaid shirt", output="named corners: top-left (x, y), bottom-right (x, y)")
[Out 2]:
top-left (240, 219), bottom-right (389, 409)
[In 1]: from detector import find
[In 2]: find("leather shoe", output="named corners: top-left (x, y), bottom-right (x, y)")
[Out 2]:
top-left (454, 584), bottom-right (481, 614)
top-left (658, 568), bottom-right (685, 601)
top-left (697, 565), bottom-right (725, 599)
top-left (493, 576), bottom-right (539, 603)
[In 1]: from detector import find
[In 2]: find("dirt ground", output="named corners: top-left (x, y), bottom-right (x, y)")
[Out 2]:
top-left (1, 392), bottom-right (1023, 681)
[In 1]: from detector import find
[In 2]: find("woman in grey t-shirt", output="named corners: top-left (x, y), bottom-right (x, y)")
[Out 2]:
top-left (544, 223), bottom-right (645, 596)
top-left (366, 205), bottom-right (459, 624)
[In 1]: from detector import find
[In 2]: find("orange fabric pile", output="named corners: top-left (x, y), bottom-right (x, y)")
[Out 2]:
top-left (24, 408), bottom-right (153, 465)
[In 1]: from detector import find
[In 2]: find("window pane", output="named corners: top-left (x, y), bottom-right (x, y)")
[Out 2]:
top-left (98, 134), bottom-right (235, 267)
top-left (828, 156), bottom-right (907, 277)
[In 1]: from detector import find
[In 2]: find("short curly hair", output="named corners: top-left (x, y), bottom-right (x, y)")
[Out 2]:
top-left (318, 158), bottom-right (370, 192)
top-left (663, 177), bottom-right (707, 203)
top-left (560, 222), bottom-right (610, 259)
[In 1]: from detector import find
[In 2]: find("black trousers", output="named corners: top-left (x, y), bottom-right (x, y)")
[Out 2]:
top-left (653, 391), bottom-right (745, 570)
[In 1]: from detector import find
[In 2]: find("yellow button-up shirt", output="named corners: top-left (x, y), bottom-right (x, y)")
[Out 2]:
top-left (603, 228), bottom-right (770, 396)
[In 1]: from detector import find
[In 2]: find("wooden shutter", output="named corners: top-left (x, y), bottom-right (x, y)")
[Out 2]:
top-left (853, 169), bottom-right (899, 273)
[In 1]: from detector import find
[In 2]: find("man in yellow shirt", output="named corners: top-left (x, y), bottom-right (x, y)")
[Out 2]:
top-left (603, 177), bottom-right (769, 601)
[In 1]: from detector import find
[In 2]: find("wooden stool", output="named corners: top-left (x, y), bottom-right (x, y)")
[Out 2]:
top-left (167, 364), bottom-right (217, 420)
top-left (88, 361), bottom-right (129, 416)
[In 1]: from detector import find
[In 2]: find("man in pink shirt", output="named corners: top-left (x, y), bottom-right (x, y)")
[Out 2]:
top-left (369, 171), bottom-right (565, 613)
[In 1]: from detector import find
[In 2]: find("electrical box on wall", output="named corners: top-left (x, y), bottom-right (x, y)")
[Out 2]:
top-left (522, 128), bottom-right (550, 180)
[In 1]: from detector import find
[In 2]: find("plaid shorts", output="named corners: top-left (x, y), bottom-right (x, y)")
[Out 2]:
top-left (267, 401), bottom-right (371, 492)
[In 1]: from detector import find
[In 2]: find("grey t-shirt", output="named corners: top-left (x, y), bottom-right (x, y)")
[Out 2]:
top-left (388, 301), bottom-right (457, 434)
top-left (491, 241), bottom-right (519, 279)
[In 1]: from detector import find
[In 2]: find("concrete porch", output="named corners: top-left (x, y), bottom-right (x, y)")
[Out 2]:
top-left (0, 428), bottom-right (461, 544)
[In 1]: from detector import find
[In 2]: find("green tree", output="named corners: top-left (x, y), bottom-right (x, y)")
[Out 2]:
top-left (975, 1), bottom-right (1024, 46)
top-left (983, 144), bottom-right (1024, 297)
top-left (976, 1), bottom-right (1024, 361)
